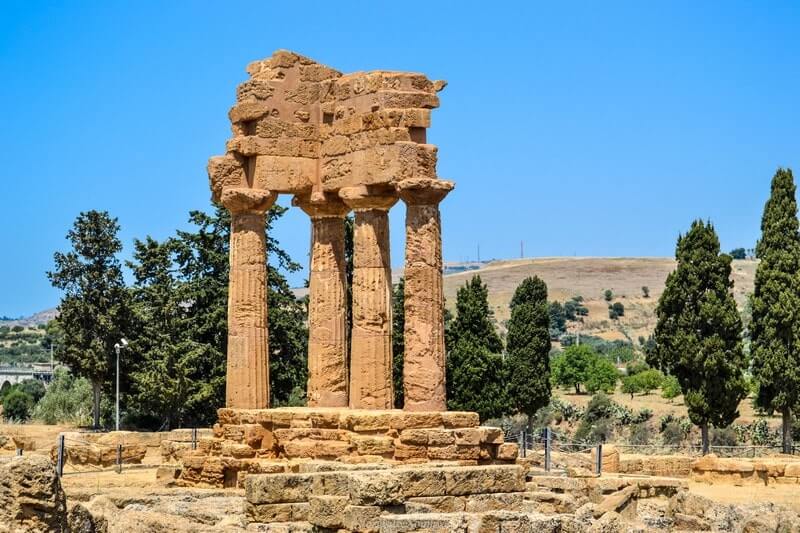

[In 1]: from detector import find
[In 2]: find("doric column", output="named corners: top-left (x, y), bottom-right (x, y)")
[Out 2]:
top-left (221, 187), bottom-right (276, 409)
top-left (397, 178), bottom-right (454, 412)
top-left (339, 186), bottom-right (398, 410)
top-left (293, 194), bottom-right (350, 407)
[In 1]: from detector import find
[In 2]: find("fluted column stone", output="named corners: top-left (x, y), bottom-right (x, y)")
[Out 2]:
top-left (221, 187), bottom-right (276, 409)
top-left (340, 186), bottom-right (398, 410)
top-left (293, 194), bottom-right (350, 407)
top-left (397, 178), bottom-right (454, 412)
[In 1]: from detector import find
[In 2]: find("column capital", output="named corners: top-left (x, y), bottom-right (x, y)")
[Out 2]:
top-left (339, 185), bottom-right (398, 211)
top-left (221, 187), bottom-right (276, 215)
top-left (397, 178), bottom-right (454, 205)
top-left (292, 193), bottom-right (350, 218)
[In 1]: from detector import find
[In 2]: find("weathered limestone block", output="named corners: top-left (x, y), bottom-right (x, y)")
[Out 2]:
top-left (247, 502), bottom-right (309, 523)
top-left (379, 513), bottom-right (469, 533)
top-left (352, 435), bottom-right (394, 456)
top-left (405, 495), bottom-right (466, 513)
top-left (465, 492), bottom-right (524, 512)
top-left (0, 456), bottom-right (68, 533)
top-left (247, 473), bottom-right (315, 504)
top-left (344, 504), bottom-right (384, 532)
top-left (444, 465), bottom-right (526, 496)
top-left (221, 187), bottom-right (276, 409)
top-left (497, 442), bottom-right (520, 461)
top-left (348, 470), bottom-right (404, 506)
top-left (308, 495), bottom-right (348, 528)
top-left (395, 468), bottom-right (448, 497)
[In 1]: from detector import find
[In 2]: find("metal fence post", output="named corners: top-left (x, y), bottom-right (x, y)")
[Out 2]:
top-left (56, 435), bottom-right (65, 478)
top-left (191, 427), bottom-right (198, 450)
top-left (16, 448), bottom-right (22, 457)
top-left (544, 428), bottom-right (551, 473)
top-left (116, 444), bottom-right (122, 474)
top-left (521, 430), bottom-right (527, 458)
top-left (595, 443), bottom-right (603, 475)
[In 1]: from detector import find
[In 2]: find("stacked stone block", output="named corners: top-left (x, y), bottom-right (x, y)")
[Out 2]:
top-left (177, 407), bottom-right (518, 488)
top-left (245, 464), bottom-right (526, 531)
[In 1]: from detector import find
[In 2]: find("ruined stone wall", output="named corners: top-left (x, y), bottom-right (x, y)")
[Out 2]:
top-left (177, 407), bottom-right (518, 488)
top-left (208, 50), bottom-right (445, 199)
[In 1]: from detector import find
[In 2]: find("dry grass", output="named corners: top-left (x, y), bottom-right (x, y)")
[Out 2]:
top-left (443, 257), bottom-right (757, 341)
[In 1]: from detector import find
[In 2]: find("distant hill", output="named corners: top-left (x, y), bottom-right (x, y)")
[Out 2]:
top-left (0, 308), bottom-right (58, 328)
top-left (443, 257), bottom-right (756, 346)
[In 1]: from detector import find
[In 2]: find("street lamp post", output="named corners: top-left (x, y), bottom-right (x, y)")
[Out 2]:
top-left (114, 339), bottom-right (128, 431)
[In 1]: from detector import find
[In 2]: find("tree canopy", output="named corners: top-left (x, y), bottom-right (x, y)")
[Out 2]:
top-left (750, 168), bottom-right (800, 452)
top-left (506, 277), bottom-right (551, 423)
top-left (651, 220), bottom-right (747, 452)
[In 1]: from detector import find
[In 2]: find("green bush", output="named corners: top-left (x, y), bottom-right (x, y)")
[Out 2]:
top-left (585, 357), bottom-right (619, 394)
top-left (18, 379), bottom-right (46, 403)
top-left (661, 375), bottom-right (681, 400)
top-left (575, 417), bottom-right (614, 444)
top-left (3, 389), bottom-right (33, 421)
top-left (31, 369), bottom-right (92, 425)
top-left (611, 302), bottom-right (625, 317)
top-left (604, 289), bottom-right (613, 302)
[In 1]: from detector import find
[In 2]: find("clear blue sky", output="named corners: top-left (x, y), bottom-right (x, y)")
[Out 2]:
top-left (1, 1), bottom-right (798, 317)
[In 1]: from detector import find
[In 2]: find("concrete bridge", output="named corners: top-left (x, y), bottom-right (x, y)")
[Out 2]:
top-left (0, 365), bottom-right (54, 391)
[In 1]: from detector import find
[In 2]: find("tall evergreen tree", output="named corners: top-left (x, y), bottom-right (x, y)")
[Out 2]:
top-left (506, 277), bottom-right (551, 428)
top-left (751, 168), bottom-right (800, 453)
top-left (392, 278), bottom-right (405, 408)
top-left (126, 204), bottom-right (307, 428)
top-left (650, 220), bottom-right (747, 453)
top-left (48, 211), bottom-right (132, 428)
top-left (446, 275), bottom-right (506, 420)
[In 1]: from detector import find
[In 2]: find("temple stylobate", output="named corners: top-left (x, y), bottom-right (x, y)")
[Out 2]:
top-left (208, 50), bottom-right (454, 412)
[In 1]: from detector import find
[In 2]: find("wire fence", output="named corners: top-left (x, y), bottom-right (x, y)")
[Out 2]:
top-left (49, 428), bottom-right (200, 478)
top-left (502, 428), bottom-right (800, 476)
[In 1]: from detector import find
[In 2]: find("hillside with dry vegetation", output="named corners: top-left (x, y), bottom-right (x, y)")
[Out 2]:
top-left (443, 257), bottom-right (757, 346)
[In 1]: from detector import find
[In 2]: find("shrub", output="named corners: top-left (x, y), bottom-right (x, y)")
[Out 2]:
top-left (634, 408), bottom-right (653, 424)
top-left (3, 389), bottom-right (33, 421)
top-left (625, 360), bottom-right (649, 376)
top-left (629, 423), bottom-right (651, 445)
top-left (662, 421), bottom-right (687, 445)
top-left (635, 369), bottom-right (664, 395)
top-left (584, 393), bottom-right (614, 423)
top-left (611, 302), bottom-right (625, 317)
top-left (604, 289), bottom-right (613, 302)
top-left (641, 286), bottom-right (650, 298)
top-left (661, 375), bottom-right (681, 400)
top-left (710, 426), bottom-right (738, 447)
top-left (32, 369), bottom-right (92, 425)
top-left (18, 379), bottom-right (46, 403)
top-left (574, 417), bottom-right (614, 444)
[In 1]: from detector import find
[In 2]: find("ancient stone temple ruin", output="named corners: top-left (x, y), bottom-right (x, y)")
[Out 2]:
top-left (179, 51), bottom-right (515, 497)
top-left (209, 49), bottom-right (453, 412)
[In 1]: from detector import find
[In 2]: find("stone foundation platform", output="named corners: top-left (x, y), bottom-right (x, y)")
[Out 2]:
top-left (177, 407), bottom-right (518, 487)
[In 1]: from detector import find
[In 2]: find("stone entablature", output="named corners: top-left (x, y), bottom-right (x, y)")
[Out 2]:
top-left (209, 50), bottom-right (454, 411)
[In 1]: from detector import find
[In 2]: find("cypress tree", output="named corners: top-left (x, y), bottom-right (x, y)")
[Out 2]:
top-left (446, 275), bottom-right (506, 420)
top-left (650, 220), bottom-right (747, 453)
top-left (751, 168), bottom-right (800, 453)
top-left (506, 277), bottom-right (551, 428)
